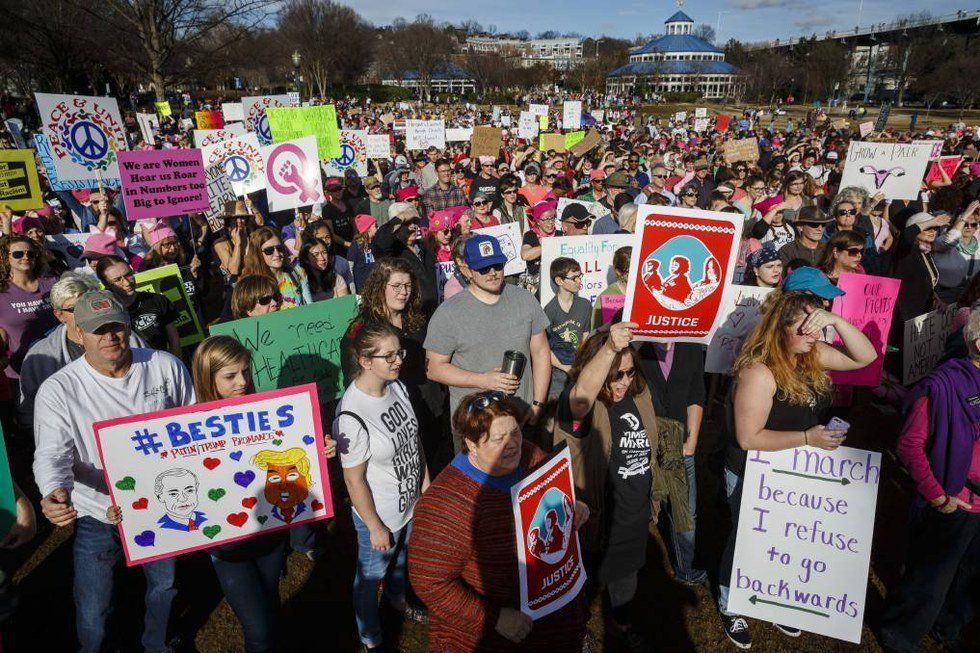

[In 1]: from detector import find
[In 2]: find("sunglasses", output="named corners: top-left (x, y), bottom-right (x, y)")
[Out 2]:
top-left (683, 192), bottom-right (698, 198)
top-left (965, 222), bottom-right (978, 228)
top-left (467, 390), bottom-right (506, 413)
top-left (256, 293), bottom-right (283, 306)
top-left (652, 174), bottom-right (668, 179)
top-left (544, 174), bottom-right (556, 179)
top-left (472, 200), bottom-right (489, 207)
top-left (798, 221), bottom-right (824, 228)
top-left (502, 188), bottom-right (517, 194)
top-left (262, 245), bottom-right (286, 256)
top-left (405, 197), bottom-right (419, 202)
top-left (836, 208), bottom-right (857, 216)
top-left (475, 262), bottom-right (505, 274)
top-left (612, 367), bottom-right (636, 382)
top-left (369, 348), bottom-right (407, 364)
top-left (841, 247), bottom-right (864, 256)
top-left (923, 226), bottom-right (940, 232)
top-left (10, 249), bottom-right (37, 260)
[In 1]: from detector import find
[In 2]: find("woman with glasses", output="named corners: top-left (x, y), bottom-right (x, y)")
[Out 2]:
top-left (470, 192), bottom-right (500, 230)
top-left (336, 321), bottom-right (427, 653)
top-left (933, 199), bottom-right (980, 304)
top-left (409, 390), bottom-right (588, 652)
top-left (425, 209), bottom-right (456, 263)
top-left (678, 182), bottom-right (700, 209)
top-left (298, 238), bottom-right (350, 302)
top-left (213, 200), bottom-right (259, 281)
top-left (241, 227), bottom-right (311, 309)
top-left (230, 274), bottom-right (283, 319)
top-left (825, 196), bottom-right (880, 272)
top-left (734, 175), bottom-right (766, 223)
top-left (819, 231), bottom-right (866, 283)
top-left (519, 200), bottom-right (556, 298)
top-left (491, 177), bottom-right (526, 228)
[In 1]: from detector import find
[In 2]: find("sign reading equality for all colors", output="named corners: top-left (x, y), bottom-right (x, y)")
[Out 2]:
top-left (117, 149), bottom-right (208, 221)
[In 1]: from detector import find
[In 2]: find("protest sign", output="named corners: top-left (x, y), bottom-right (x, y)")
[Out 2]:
top-left (435, 260), bottom-right (456, 302)
top-left (134, 264), bottom-right (205, 347)
top-left (874, 103), bottom-right (891, 131)
top-left (511, 447), bottom-right (586, 619)
top-left (445, 127), bottom-right (474, 142)
top-left (674, 111), bottom-right (687, 122)
top-left (242, 95), bottom-right (291, 145)
top-left (365, 134), bottom-right (391, 159)
top-left (46, 232), bottom-right (92, 270)
top-left (95, 384), bottom-right (332, 566)
top-left (569, 129), bottom-right (601, 157)
top-left (704, 284), bottom-right (775, 374)
top-left (195, 110), bottom-right (224, 130)
top-left (265, 105), bottom-right (341, 159)
top-left (193, 124), bottom-right (247, 148)
top-left (4, 119), bottom-right (24, 149)
top-left (540, 234), bottom-right (632, 307)
top-left (723, 138), bottom-right (760, 164)
top-left (695, 107), bottom-right (708, 118)
top-left (136, 113), bottom-right (159, 145)
top-left (716, 114), bottom-right (731, 132)
top-left (728, 446), bottom-right (881, 643)
top-left (262, 136), bottom-right (324, 212)
top-left (202, 164), bottom-right (237, 232)
top-left (469, 126), bottom-right (501, 158)
top-left (154, 101), bottom-right (172, 117)
top-left (562, 101), bottom-right (582, 130)
top-left (34, 134), bottom-right (119, 191)
top-left (913, 139), bottom-right (943, 159)
top-left (322, 130), bottom-right (368, 178)
top-left (0, 150), bottom-right (43, 211)
top-left (0, 424), bottom-right (15, 538)
top-left (210, 295), bottom-right (358, 400)
top-left (557, 197), bottom-right (604, 222)
top-left (693, 118), bottom-right (710, 133)
top-left (501, 115), bottom-right (511, 127)
top-left (539, 115), bottom-right (549, 131)
top-left (538, 133), bottom-right (566, 153)
top-left (221, 102), bottom-right (244, 122)
top-left (201, 133), bottom-right (266, 197)
top-left (839, 141), bottom-right (932, 201)
top-left (599, 294), bottom-right (625, 325)
top-left (829, 273), bottom-right (900, 386)
top-left (529, 103), bottom-right (549, 117)
top-left (564, 131), bottom-right (585, 150)
top-left (473, 222), bottom-right (524, 277)
top-left (859, 121), bottom-right (873, 137)
top-left (903, 305), bottom-right (955, 385)
top-left (518, 111), bottom-right (539, 140)
top-left (405, 120), bottom-right (446, 151)
top-left (492, 106), bottom-right (501, 123)
top-left (35, 92), bottom-right (128, 182)
top-left (924, 155), bottom-right (962, 185)
top-left (117, 149), bottom-right (208, 221)
top-left (287, 91), bottom-right (301, 107)
top-left (623, 206), bottom-right (741, 343)
top-left (592, 109), bottom-right (605, 123)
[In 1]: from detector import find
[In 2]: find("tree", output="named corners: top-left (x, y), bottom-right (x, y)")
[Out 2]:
top-left (693, 24), bottom-right (716, 44)
top-left (939, 49), bottom-right (980, 110)
top-left (536, 30), bottom-right (559, 39)
top-left (382, 16), bottom-right (456, 100)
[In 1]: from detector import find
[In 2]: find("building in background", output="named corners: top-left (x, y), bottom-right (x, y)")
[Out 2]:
top-left (382, 63), bottom-right (475, 96)
top-left (464, 35), bottom-right (584, 71)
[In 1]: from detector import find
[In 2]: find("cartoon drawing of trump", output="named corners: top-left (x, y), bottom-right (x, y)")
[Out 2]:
top-left (155, 468), bottom-right (208, 532)
top-left (251, 448), bottom-right (312, 524)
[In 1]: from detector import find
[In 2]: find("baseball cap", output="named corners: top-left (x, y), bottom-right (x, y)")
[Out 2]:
top-left (324, 177), bottom-right (343, 191)
top-left (782, 266), bottom-right (845, 300)
top-left (463, 233), bottom-right (507, 270)
top-left (74, 290), bottom-right (130, 333)
top-left (560, 202), bottom-right (593, 223)
top-left (906, 212), bottom-right (935, 230)
top-left (363, 177), bottom-right (380, 190)
top-left (604, 171), bottom-right (630, 189)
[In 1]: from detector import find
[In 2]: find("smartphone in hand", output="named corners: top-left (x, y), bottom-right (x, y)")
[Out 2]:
top-left (826, 416), bottom-right (850, 438)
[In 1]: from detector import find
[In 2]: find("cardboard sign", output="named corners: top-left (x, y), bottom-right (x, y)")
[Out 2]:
top-left (540, 234), bottom-right (632, 307)
top-left (95, 384), bottom-right (332, 566)
top-left (924, 155), bottom-right (962, 185)
top-left (538, 133), bottom-right (566, 153)
top-left (839, 141), bottom-right (933, 201)
top-left (470, 126), bottom-right (502, 158)
top-left (729, 447), bottom-right (881, 643)
top-left (221, 102), bottom-right (244, 122)
top-left (445, 127), bottom-right (474, 142)
top-left (859, 121), bottom-right (873, 137)
top-left (209, 295), bottom-right (358, 400)
top-left (903, 305), bottom-right (955, 385)
top-left (518, 111), bottom-right (539, 140)
top-left (195, 110), bottom-right (224, 130)
top-left (34, 134), bottom-right (120, 191)
top-left (262, 136), bottom-right (324, 212)
top-left (265, 105), bottom-right (341, 159)
top-left (117, 149), bottom-right (208, 221)
top-left (829, 273), bottom-right (900, 386)
top-left (723, 138), bottom-right (760, 164)
top-left (201, 134), bottom-right (266, 197)
top-left (529, 104), bottom-right (549, 117)
top-left (242, 94), bottom-right (291, 145)
top-left (473, 222), bottom-right (525, 276)
top-left (568, 129), bottom-right (601, 157)
top-left (193, 124), bottom-right (247, 148)
top-left (704, 284), bottom-right (775, 374)
top-left (202, 164), bottom-right (237, 232)
top-left (512, 448), bottom-right (586, 619)
top-left (562, 101), bottom-right (582, 130)
top-left (134, 264), bottom-right (205, 347)
top-left (0, 149), bottom-right (43, 211)
top-left (136, 113), bottom-right (159, 145)
top-left (623, 206), bottom-right (741, 343)
top-left (46, 232), bottom-right (92, 269)
top-left (322, 130), bottom-right (368, 178)
top-left (405, 120), bottom-right (446, 151)
top-left (365, 134), bottom-right (391, 159)
top-left (34, 92), bottom-right (128, 182)
top-left (564, 131), bottom-right (585, 150)
top-left (599, 294), bottom-right (625, 325)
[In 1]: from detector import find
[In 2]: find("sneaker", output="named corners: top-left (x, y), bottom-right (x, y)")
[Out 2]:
top-left (721, 614), bottom-right (752, 649)
top-left (774, 623), bottom-right (801, 637)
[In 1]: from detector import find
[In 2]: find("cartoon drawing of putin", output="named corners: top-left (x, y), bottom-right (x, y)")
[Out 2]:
top-left (251, 448), bottom-right (311, 524)
top-left (155, 468), bottom-right (208, 532)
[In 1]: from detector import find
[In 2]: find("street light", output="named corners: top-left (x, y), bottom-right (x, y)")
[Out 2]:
top-left (291, 50), bottom-right (301, 96)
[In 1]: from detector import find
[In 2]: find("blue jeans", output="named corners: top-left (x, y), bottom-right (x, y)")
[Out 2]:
top-left (210, 539), bottom-right (287, 653)
top-left (73, 516), bottom-right (176, 653)
top-left (289, 522), bottom-right (317, 554)
top-left (717, 469), bottom-right (742, 615)
top-left (352, 513), bottom-right (412, 647)
top-left (668, 454), bottom-right (706, 583)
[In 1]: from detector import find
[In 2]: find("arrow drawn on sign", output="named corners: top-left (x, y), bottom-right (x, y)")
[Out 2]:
top-left (771, 469), bottom-right (851, 485)
top-left (749, 594), bottom-right (830, 618)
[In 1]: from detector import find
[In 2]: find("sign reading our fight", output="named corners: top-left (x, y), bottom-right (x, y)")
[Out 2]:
top-left (95, 384), bottom-right (333, 566)
top-left (511, 447), bottom-right (586, 619)
top-left (539, 233), bottom-right (632, 307)
top-left (473, 222), bottom-right (525, 277)
top-left (839, 141), bottom-right (933, 201)
top-left (322, 130), bottom-right (368, 178)
top-left (903, 305), bottom-right (955, 385)
top-left (117, 149), bottom-right (208, 221)
top-left (728, 446), bottom-right (882, 643)
top-left (193, 123), bottom-right (247, 148)
top-left (405, 119), bottom-right (446, 151)
top-left (704, 284), bottom-right (774, 375)
top-left (262, 135), bottom-right (324, 212)
top-left (34, 92), bottom-right (128, 182)
top-left (829, 273), bottom-right (900, 387)
top-left (201, 133), bottom-right (266, 197)
top-left (0, 150), bottom-right (43, 211)
top-left (623, 206), bottom-right (741, 343)
top-left (242, 94), bottom-right (292, 145)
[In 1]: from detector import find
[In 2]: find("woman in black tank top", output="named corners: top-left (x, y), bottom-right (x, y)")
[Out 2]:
top-left (716, 288), bottom-right (877, 648)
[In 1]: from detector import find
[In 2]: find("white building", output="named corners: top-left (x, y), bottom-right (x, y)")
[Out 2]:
top-left (463, 35), bottom-right (584, 71)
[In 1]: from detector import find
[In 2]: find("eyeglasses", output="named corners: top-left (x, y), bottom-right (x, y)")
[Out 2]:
top-left (405, 197), bottom-right (419, 202)
top-left (475, 263), bottom-right (505, 274)
top-left (502, 189), bottom-right (517, 195)
top-left (965, 222), bottom-right (978, 228)
top-left (544, 174), bottom-right (556, 179)
top-left (923, 226), bottom-right (940, 232)
top-left (798, 222), bottom-right (823, 228)
top-left (472, 200), bottom-right (489, 207)
top-left (841, 247), bottom-right (863, 257)
top-left (256, 293), bottom-right (283, 306)
top-left (563, 273), bottom-right (583, 282)
top-left (836, 208), bottom-right (857, 216)
top-left (10, 249), bottom-right (37, 260)
top-left (612, 367), bottom-right (636, 382)
top-left (262, 245), bottom-right (285, 256)
top-left (652, 174), bottom-right (668, 179)
top-left (467, 390), bottom-right (505, 413)
top-left (370, 348), bottom-right (407, 364)
top-left (749, 185), bottom-right (765, 191)
top-left (387, 282), bottom-right (413, 293)
top-left (436, 168), bottom-right (451, 174)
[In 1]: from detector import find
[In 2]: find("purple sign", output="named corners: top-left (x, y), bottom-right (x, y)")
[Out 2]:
top-left (118, 149), bottom-right (208, 220)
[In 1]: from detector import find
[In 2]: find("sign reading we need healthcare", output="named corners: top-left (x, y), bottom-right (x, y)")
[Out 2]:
top-left (405, 119), bottom-right (446, 151)
top-left (728, 447), bottom-right (882, 643)
top-left (34, 92), bottom-right (128, 182)
top-left (539, 233), bottom-right (632, 307)
top-left (117, 149), bottom-right (208, 221)
top-left (201, 133), bottom-right (266, 197)
top-left (95, 384), bottom-right (333, 566)
top-left (623, 206), bottom-right (741, 343)
top-left (839, 141), bottom-right (933, 201)
top-left (261, 136), bottom-right (324, 213)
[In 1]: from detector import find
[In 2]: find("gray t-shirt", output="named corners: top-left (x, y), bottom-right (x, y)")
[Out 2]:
top-left (544, 295), bottom-right (592, 365)
top-left (424, 284), bottom-right (550, 416)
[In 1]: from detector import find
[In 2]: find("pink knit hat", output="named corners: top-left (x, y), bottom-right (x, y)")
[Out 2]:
top-left (354, 214), bottom-right (376, 235)
top-left (146, 222), bottom-right (177, 247)
top-left (82, 233), bottom-right (118, 258)
top-left (429, 209), bottom-right (455, 232)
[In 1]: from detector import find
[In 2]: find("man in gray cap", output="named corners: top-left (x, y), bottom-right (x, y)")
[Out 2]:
top-left (33, 290), bottom-right (194, 653)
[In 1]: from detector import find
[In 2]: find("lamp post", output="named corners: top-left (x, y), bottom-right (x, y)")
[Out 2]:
top-left (291, 50), bottom-right (302, 96)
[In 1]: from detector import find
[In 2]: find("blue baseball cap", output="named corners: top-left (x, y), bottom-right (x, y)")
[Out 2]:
top-left (782, 266), bottom-right (845, 300)
top-left (463, 234), bottom-right (507, 270)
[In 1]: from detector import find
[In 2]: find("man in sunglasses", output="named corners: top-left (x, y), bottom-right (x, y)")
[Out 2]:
top-left (636, 163), bottom-right (676, 206)
top-left (469, 156), bottom-right (499, 202)
top-left (778, 205), bottom-right (831, 270)
top-left (425, 234), bottom-right (551, 446)
top-left (559, 202), bottom-right (593, 236)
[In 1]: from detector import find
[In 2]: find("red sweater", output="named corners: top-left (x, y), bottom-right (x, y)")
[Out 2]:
top-left (408, 443), bottom-right (586, 652)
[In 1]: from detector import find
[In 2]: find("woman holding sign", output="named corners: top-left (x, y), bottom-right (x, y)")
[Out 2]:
top-left (241, 227), bottom-right (311, 309)
top-left (716, 291), bottom-right (875, 648)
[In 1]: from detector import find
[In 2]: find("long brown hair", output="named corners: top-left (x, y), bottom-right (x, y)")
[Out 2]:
top-left (819, 231), bottom-right (865, 275)
top-left (357, 258), bottom-right (423, 332)
top-left (191, 335), bottom-right (252, 403)
top-left (0, 235), bottom-right (44, 290)
top-left (566, 329), bottom-right (644, 405)
top-left (733, 291), bottom-right (830, 405)
top-left (241, 227), bottom-right (288, 280)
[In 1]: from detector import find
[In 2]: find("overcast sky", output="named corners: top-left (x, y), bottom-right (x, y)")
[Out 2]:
top-left (342, 0), bottom-right (964, 44)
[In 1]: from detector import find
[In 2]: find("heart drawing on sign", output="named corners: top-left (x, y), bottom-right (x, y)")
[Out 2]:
top-left (226, 512), bottom-right (248, 528)
top-left (234, 470), bottom-right (256, 488)
top-left (207, 488), bottom-right (226, 502)
top-left (134, 531), bottom-right (155, 547)
top-left (241, 497), bottom-right (258, 509)
top-left (202, 525), bottom-right (221, 539)
top-left (203, 457), bottom-right (221, 470)
top-left (115, 477), bottom-right (136, 491)
top-left (641, 235), bottom-right (722, 312)
top-left (132, 498), bottom-right (149, 510)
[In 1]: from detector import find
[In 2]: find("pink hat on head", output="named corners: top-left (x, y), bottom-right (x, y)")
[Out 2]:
top-left (30, 204), bottom-right (54, 218)
top-left (479, 155), bottom-right (495, 165)
top-left (589, 169), bottom-right (606, 181)
top-left (72, 189), bottom-right (92, 203)
top-left (529, 198), bottom-right (558, 221)
top-left (354, 214), bottom-right (376, 235)
top-left (12, 215), bottom-right (44, 234)
top-left (395, 186), bottom-right (419, 201)
top-left (82, 233), bottom-right (118, 258)
top-left (429, 209), bottom-right (455, 232)
top-left (146, 222), bottom-right (177, 247)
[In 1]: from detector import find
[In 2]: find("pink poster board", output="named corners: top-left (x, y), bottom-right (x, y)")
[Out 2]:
top-left (117, 148), bottom-right (209, 221)
top-left (599, 294), bottom-right (625, 325)
top-left (924, 156), bottom-right (962, 185)
top-left (830, 273), bottom-right (900, 386)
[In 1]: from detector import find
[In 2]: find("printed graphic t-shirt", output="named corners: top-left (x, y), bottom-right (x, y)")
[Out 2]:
top-left (0, 276), bottom-right (58, 379)
top-left (606, 396), bottom-right (652, 528)
top-left (127, 291), bottom-right (177, 352)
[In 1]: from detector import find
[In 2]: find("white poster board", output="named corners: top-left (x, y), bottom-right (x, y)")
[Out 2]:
top-left (136, 113), bottom-right (159, 145)
top-left (529, 104), bottom-right (549, 117)
top-left (562, 101), bottom-right (582, 130)
top-left (193, 124), bottom-right (247, 148)
top-left (34, 92), bottom-right (128, 182)
top-left (261, 135), bottom-right (324, 212)
top-left (445, 127), bottom-right (474, 142)
top-left (202, 164), bottom-right (237, 232)
top-left (473, 222), bottom-right (525, 277)
top-left (518, 112), bottom-right (539, 140)
top-left (539, 234), bottom-right (632, 307)
top-left (902, 305), bottom-right (955, 385)
top-left (46, 232), bottom-right (92, 270)
top-left (695, 107), bottom-right (708, 118)
top-left (241, 94), bottom-right (291, 145)
top-left (405, 120), bottom-right (446, 151)
top-left (704, 285), bottom-right (774, 374)
top-left (321, 130), bottom-right (368, 177)
top-left (365, 134), bottom-right (391, 159)
top-left (201, 133), bottom-right (266, 197)
top-left (728, 447), bottom-right (881, 644)
top-left (221, 102), bottom-right (244, 122)
top-left (839, 141), bottom-right (933, 201)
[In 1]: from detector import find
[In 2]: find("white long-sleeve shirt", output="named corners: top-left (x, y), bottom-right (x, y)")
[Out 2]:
top-left (33, 348), bottom-right (195, 523)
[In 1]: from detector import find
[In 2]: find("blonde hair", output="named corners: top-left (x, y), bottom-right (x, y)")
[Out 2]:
top-left (251, 447), bottom-right (312, 485)
top-left (191, 335), bottom-right (252, 403)
top-left (733, 290), bottom-right (830, 405)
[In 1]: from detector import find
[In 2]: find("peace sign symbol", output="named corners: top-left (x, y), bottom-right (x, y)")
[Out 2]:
top-left (70, 121), bottom-right (109, 161)
top-left (257, 115), bottom-right (271, 142)
top-left (334, 144), bottom-right (356, 168)
top-left (224, 155), bottom-right (251, 182)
